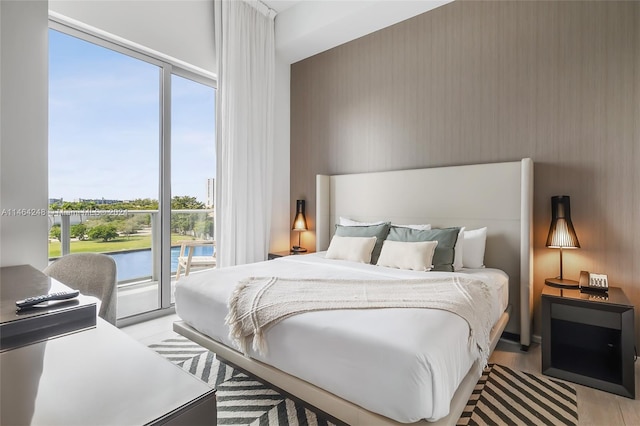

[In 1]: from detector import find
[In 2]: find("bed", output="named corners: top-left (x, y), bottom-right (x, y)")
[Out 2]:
top-left (174, 158), bottom-right (534, 425)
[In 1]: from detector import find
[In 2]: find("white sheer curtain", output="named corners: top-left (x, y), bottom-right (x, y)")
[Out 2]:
top-left (214, 0), bottom-right (275, 267)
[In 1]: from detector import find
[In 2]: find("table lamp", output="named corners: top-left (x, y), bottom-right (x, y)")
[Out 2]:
top-left (291, 200), bottom-right (308, 253)
top-left (545, 195), bottom-right (580, 288)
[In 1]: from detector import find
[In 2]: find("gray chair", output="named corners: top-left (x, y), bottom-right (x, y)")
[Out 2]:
top-left (43, 253), bottom-right (118, 325)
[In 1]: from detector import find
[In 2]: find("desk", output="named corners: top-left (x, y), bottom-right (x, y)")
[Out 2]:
top-left (0, 265), bottom-right (97, 351)
top-left (0, 319), bottom-right (216, 425)
top-left (0, 265), bottom-right (216, 425)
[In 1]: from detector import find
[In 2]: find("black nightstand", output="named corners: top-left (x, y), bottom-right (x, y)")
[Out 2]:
top-left (267, 250), bottom-right (315, 260)
top-left (267, 251), bottom-right (293, 260)
top-left (541, 286), bottom-right (635, 398)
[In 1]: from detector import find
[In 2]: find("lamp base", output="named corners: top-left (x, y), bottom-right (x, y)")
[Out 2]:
top-left (291, 246), bottom-right (307, 253)
top-left (545, 278), bottom-right (579, 289)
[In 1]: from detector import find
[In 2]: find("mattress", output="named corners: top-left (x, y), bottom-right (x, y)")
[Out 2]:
top-left (174, 252), bottom-right (508, 423)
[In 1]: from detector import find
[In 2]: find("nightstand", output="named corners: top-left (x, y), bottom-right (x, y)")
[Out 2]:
top-left (541, 285), bottom-right (635, 398)
top-left (267, 250), bottom-right (314, 260)
top-left (267, 251), bottom-right (293, 260)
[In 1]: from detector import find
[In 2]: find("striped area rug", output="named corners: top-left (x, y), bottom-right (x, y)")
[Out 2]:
top-left (458, 364), bottom-right (578, 426)
top-left (150, 337), bottom-right (578, 426)
top-left (149, 336), bottom-right (340, 426)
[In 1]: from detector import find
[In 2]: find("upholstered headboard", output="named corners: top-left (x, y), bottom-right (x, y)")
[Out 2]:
top-left (316, 158), bottom-right (534, 347)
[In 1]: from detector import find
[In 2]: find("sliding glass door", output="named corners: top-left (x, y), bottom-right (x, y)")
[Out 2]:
top-left (48, 23), bottom-right (216, 322)
top-left (170, 74), bottom-right (216, 302)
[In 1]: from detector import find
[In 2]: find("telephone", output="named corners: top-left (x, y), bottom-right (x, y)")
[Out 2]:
top-left (579, 270), bottom-right (609, 292)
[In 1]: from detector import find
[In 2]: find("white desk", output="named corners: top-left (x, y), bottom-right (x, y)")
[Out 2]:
top-left (0, 265), bottom-right (216, 425)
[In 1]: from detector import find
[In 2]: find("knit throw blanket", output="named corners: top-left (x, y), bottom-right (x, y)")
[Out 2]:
top-left (226, 276), bottom-right (495, 366)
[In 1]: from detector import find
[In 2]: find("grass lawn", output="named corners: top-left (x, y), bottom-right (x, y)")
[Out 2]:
top-left (49, 233), bottom-right (195, 258)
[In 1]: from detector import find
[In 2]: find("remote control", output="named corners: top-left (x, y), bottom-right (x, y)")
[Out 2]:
top-left (16, 290), bottom-right (80, 309)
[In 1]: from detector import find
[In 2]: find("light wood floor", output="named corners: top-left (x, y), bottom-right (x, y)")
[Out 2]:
top-left (490, 339), bottom-right (640, 425)
top-left (122, 314), bottom-right (640, 425)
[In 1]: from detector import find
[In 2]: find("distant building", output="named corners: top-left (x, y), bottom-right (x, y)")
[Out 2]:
top-left (206, 178), bottom-right (215, 208)
top-left (78, 198), bottom-right (122, 205)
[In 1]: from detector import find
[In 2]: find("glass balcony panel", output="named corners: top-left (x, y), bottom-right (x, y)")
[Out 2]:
top-left (48, 209), bottom-right (214, 320)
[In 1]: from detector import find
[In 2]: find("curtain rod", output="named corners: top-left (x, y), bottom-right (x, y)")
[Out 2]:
top-left (244, 0), bottom-right (277, 19)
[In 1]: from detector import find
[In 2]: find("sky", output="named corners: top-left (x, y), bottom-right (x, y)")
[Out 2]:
top-left (48, 29), bottom-right (216, 203)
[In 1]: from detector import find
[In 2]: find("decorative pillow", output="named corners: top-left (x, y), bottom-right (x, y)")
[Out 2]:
top-left (453, 227), bottom-right (465, 271)
top-left (334, 223), bottom-right (390, 264)
top-left (463, 227), bottom-right (487, 269)
top-left (376, 240), bottom-right (438, 271)
top-left (339, 217), bottom-right (386, 227)
top-left (325, 236), bottom-right (377, 264)
top-left (340, 217), bottom-right (430, 231)
top-left (392, 223), bottom-right (431, 231)
top-left (387, 226), bottom-right (460, 272)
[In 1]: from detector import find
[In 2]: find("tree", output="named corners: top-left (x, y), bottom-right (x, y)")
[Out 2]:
top-left (171, 213), bottom-right (192, 235)
top-left (49, 224), bottom-right (61, 241)
top-left (193, 219), bottom-right (213, 239)
top-left (118, 217), bottom-right (139, 239)
top-left (170, 196), bottom-right (206, 235)
top-left (125, 198), bottom-right (158, 210)
top-left (133, 213), bottom-right (150, 227)
top-left (61, 201), bottom-right (75, 211)
top-left (171, 196), bottom-right (205, 210)
top-left (71, 223), bottom-right (87, 240)
top-left (88, 224), bottom-right (119, 242)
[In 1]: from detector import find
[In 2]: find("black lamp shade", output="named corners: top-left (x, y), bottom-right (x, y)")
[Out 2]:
top-left (292, 200), bottom-right (308, 231)
top-left (546, 196), bottom-right (580, 248)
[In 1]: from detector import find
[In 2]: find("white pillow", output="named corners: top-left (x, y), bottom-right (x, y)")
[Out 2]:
top-left (376, 240), bottom-right (438, 272)
top-left (325, 235), bottom-right (377, 263)
top-left (463, 227), bottom-right (487, 269)
top-left (339, 217), bottom-right (386, 227)
top-left (453, 227), bottom-right (465, 271)
top-left (392, 223), bottom-right (431, 231)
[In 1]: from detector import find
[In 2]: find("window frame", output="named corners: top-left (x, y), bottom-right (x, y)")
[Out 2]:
top-left (48, 15), bottom-right (216, 326)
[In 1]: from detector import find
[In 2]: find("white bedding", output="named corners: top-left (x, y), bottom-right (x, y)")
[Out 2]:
top-left (174, 252), bottom-right (508, 423)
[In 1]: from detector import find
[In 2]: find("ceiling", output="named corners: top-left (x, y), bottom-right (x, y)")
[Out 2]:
top-left (267, 0), bottom-right (455, 64)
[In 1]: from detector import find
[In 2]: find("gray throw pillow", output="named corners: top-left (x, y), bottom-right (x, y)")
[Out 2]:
top-left (334, 223), bottom-right (391, 264)
top-left (387, 226), bottom-right (461, 272)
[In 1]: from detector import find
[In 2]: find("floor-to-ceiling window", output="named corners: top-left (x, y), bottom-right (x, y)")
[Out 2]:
top-left (48, 22), bottom-right (215, 322)
top-left (170, 74), bottom-right (216, 303)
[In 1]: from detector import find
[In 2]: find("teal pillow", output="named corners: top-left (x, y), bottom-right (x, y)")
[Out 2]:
top-left (387, 226), bottom-right (460, 272)
top-left (334, 223), bottom-right (390, 264)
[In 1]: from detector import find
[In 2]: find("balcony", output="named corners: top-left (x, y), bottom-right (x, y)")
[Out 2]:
top-left (48, 209), bottom-right (215, 320)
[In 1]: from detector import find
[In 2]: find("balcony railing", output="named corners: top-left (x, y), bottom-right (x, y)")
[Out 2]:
top-left (48, 209), bottom-right (215, 284)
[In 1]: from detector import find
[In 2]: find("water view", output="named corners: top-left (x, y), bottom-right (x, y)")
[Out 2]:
top-left (109, 244), bottom-right (214, 282)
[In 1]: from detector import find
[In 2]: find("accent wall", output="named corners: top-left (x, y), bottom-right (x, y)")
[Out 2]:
top-left (290, 1), bottom-right (640, 341)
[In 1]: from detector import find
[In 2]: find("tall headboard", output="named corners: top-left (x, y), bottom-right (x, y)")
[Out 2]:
top-left (316, 159), bottom-right (534, 347)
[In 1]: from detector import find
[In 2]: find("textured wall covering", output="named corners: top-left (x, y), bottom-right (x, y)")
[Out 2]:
top-left (291, 1), bottom-right (639, 340)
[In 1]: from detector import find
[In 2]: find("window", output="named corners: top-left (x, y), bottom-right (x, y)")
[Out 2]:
top-left (48, 22), bottom-right (216, 322)
top-left (170, 74), bottom-right (216, 303)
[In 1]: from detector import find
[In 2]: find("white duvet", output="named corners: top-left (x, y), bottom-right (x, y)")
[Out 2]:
top-left (174, 252), bottom-right (508, 423)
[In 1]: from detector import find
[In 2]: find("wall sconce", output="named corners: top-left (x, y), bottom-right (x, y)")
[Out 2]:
top-left (291, 200), bottom-right (308, 253)
top-left (545, 195), bottom-right (580, 288)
